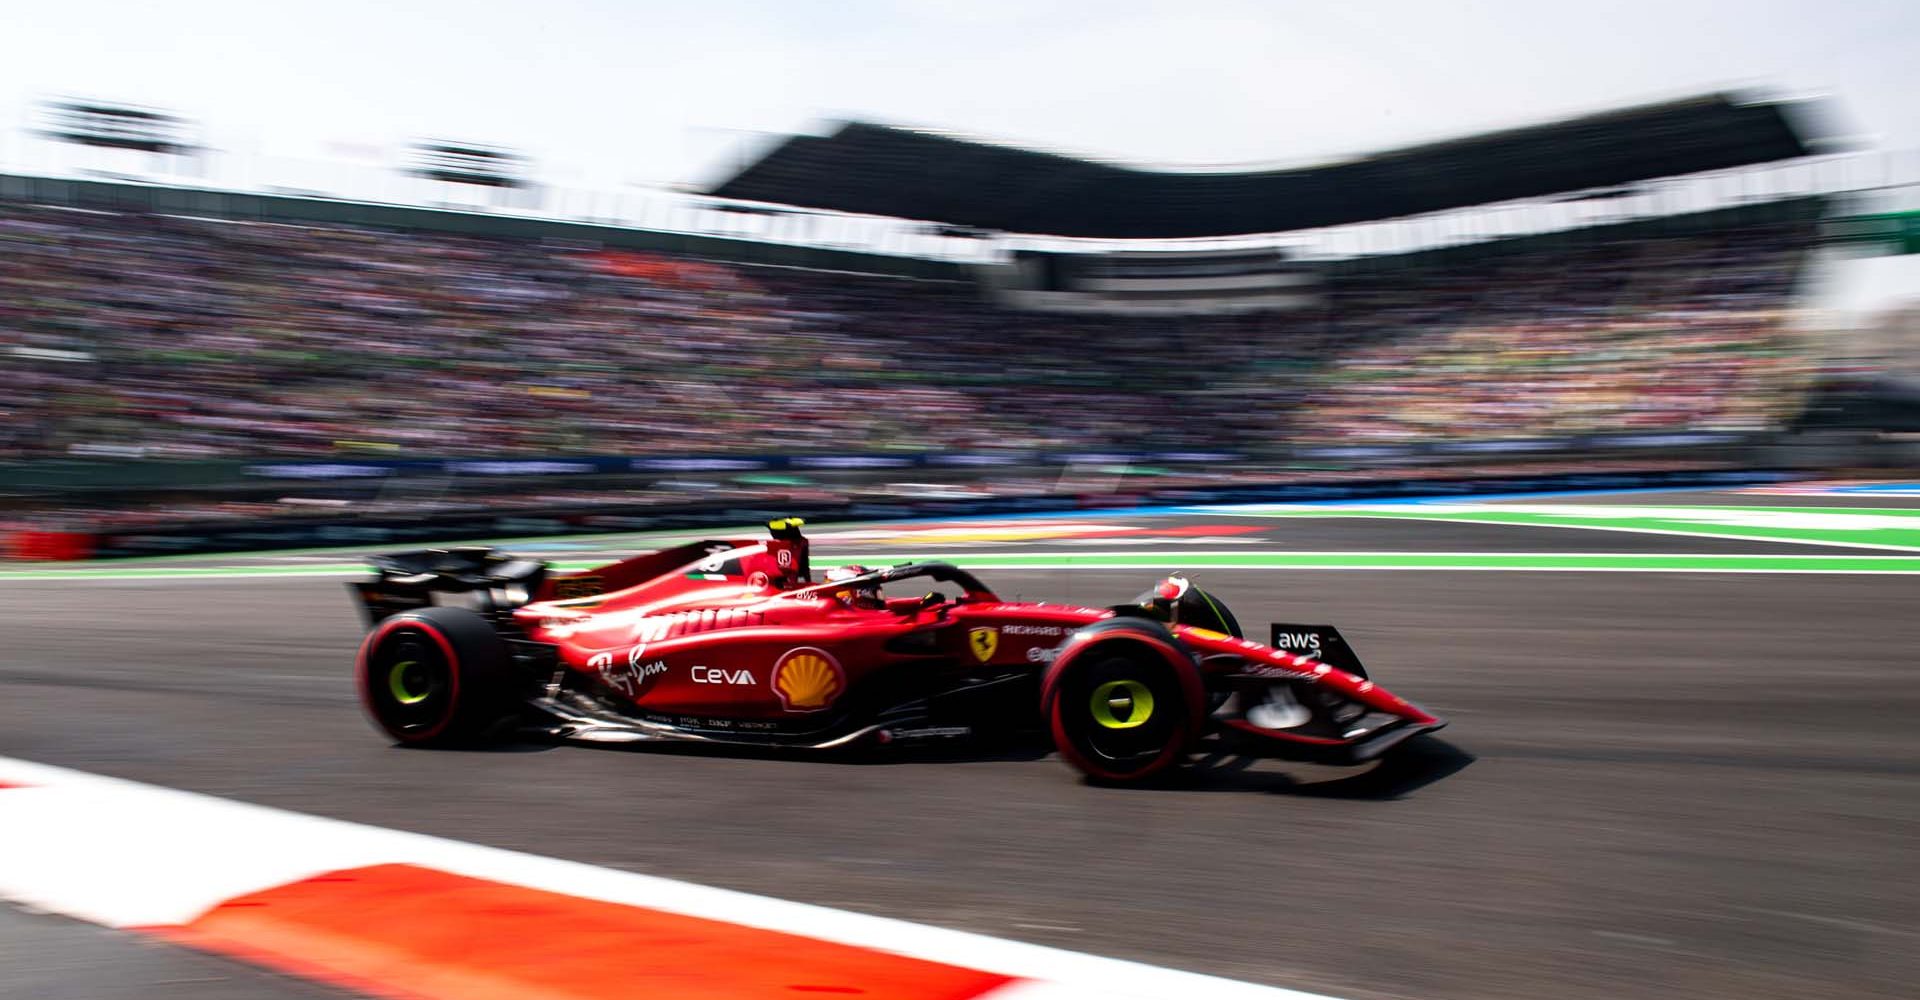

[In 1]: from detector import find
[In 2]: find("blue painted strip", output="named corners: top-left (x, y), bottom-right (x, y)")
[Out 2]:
top-left (964, 484), bottom-right (1751, 522)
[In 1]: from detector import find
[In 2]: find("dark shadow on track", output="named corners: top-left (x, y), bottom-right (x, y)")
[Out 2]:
top-left (394, 733), bottom-right (1051, 764)
top-left (417, 740), bottom-right (560, 754)
top-left (409, 731), bottom-right (1473, 798)
top-left (1182, 735), bottom-right (1475, 799)
top-left (1471, 741), bottom-right (1920, 776)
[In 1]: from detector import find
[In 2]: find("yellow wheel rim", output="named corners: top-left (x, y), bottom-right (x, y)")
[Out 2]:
top-left (388, 660), bottom-right (430, 705)
top-left (1089, 679), bottom-right (1154, 729)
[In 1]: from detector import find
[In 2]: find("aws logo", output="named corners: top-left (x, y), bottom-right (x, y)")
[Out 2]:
top-left (772, 648), bottom-right (844, 712)
top-left (1272, 631), bottom-right (1324, 651)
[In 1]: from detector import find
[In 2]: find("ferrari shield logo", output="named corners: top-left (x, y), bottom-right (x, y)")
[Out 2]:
top-left (968, 627), bottom-right (999, 663)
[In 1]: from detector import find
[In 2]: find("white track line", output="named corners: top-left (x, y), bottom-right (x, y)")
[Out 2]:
top-left (1183, 511), bottom-right (1920, 552)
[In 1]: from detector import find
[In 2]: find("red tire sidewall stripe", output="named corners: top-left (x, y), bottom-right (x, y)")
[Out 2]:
top-left (1042, 632), bottom-right (1200, 782)
top-left (355, 616), bottom-right (462, 744)
top-left (1046, 689), bottom-right (1191, 783)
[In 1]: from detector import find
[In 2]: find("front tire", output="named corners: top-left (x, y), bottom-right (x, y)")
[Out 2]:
top-left (356, 607), bottom-right (515, 747)
top-left (1044, 644), bottom-right (1196, 785)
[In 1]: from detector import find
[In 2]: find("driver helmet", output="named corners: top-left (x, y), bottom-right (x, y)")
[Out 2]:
top-left (823, 564), bottom-right (883, 608)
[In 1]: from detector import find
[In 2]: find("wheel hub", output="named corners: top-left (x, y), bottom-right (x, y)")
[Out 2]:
top-left (387, 659), bottom-right (432, 705)
top-left (1089, 679), bottom-right (1155, 729)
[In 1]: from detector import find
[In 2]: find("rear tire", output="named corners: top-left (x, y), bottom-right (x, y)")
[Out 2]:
top-left (357, 607), bottom-right (515, 747)
top-left (1045, 644), bottom-right (1195, 785)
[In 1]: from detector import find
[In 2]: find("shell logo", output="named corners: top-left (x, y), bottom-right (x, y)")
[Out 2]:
top-left (772, 647), bottom-right (844, 712)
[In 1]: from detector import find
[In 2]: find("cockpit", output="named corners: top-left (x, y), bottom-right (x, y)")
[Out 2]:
top-left (787, 561), bottom-right (999, 612)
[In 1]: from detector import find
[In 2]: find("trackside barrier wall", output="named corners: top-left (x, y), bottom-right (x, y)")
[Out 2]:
top-left (5, 531), bottom-right (95, 561)
top-left (0, 432), bottom-right (1785, 498)
top-left (2, 468), bottom-right (1793, 561)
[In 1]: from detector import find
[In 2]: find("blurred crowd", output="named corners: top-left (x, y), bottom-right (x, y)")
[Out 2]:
top-left (1295, 225), bottom-right (1817, 444)
top-left (0, 201), bottom-right (1816, 461)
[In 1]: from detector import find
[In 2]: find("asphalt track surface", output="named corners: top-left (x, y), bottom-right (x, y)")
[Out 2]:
top-left (4, 488), bottom-right (1919, 1000)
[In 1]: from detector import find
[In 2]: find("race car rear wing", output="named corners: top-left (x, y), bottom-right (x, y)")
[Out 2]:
top-left (348, 546), bottom-right (547, 626)
top-left (349, 519), bottom-right (815, 627)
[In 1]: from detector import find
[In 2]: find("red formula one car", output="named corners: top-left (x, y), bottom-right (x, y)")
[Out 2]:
top-left (349, 519), bottom-right (1444, 784)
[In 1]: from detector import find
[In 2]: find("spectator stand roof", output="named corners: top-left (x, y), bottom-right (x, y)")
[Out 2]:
top-left (707, 93), bottom-right (1827, 239)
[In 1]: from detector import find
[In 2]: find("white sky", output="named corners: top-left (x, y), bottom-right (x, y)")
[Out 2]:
top-left (4, 0), bottom-right (1918, 190)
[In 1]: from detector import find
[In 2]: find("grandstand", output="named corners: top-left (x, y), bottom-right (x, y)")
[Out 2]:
top-left (0, 197), bottom-right (1821, 462)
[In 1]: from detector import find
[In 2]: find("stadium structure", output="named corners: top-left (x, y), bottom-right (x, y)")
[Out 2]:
top-left (3, 90), bottom-right (1918, 558)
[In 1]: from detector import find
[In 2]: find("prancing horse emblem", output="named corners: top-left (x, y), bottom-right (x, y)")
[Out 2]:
top-left (968, 627), bottom-right (999, 663)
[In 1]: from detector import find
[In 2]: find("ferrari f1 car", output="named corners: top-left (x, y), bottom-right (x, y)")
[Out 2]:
top-left (349, 519), bottom-right (1444, 784)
